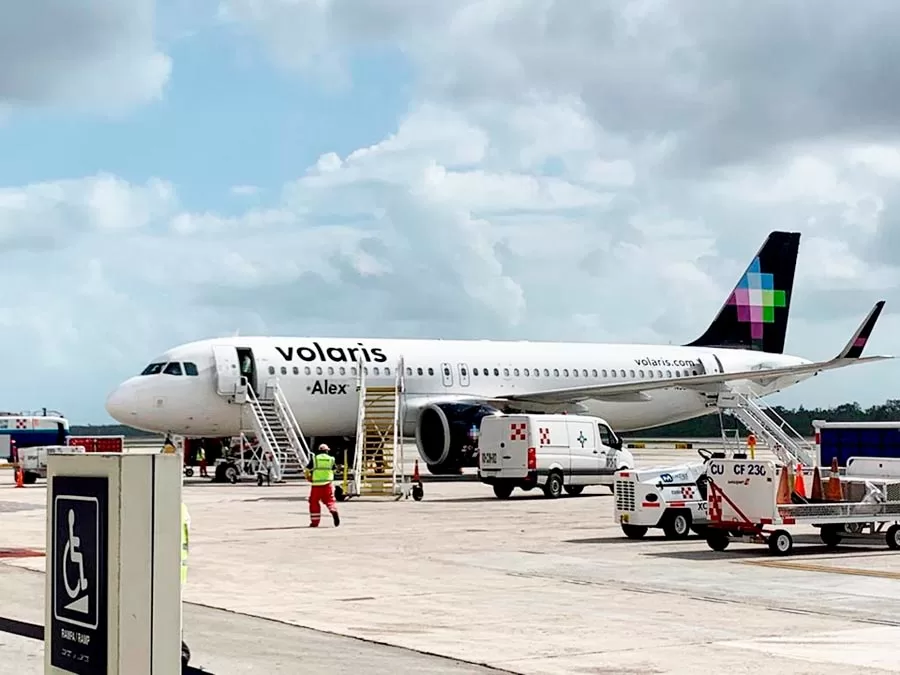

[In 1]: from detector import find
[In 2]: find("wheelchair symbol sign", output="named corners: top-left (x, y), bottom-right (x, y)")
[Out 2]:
top-left (54, 495), bottom-right (100, 630)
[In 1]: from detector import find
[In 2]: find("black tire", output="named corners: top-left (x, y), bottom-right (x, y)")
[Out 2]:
top-left (706, 533), bottom-right (730, 551)
top-left (691, 524), bottom-right (709, 538)
top-left (543, 471), bottom-right (564, 498)
top-left (662, 510), bottom-right (692, 540)
top-left (184, 467), bottom-right (194, 478)
top-left (493, 483), bottom-right (514, 499)
top-left (820, 525), bottom-right (842, 549)
top-left (886, 524), bottom-right (900, 550)
top-left (412, 483), bottom-right (424, 501)
top-left (564, 485), bottom-right (584, 496)
top-left (768, 529), bottom-right (794, 556)
top-left (621, 524), bottom-right (648, 539)
top-left (225, 465), bottom-right (238, 484)
top-left (334, 485), bottom-right (345, 502)
top-left (23, 472), bottom-right (37, 485)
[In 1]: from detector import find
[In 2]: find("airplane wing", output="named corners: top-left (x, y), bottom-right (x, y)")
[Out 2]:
top-left (498, 301), bottom-right (891, 406)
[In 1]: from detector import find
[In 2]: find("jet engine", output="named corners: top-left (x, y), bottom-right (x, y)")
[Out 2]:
top-left (415, 402), bottom-right (503, 475)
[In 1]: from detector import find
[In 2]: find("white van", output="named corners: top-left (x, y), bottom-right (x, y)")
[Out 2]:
top-left (477, 413), bottom-right (635, 499)
top-left (19, 444), bottom-right (85, 484)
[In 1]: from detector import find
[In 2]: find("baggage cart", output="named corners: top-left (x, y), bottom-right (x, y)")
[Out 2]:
top-left (704, 458), bottom-right (900, 555)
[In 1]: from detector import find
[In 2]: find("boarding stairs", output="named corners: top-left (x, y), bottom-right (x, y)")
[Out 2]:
top-left (245, 380), bottom-right (311, 479)
top-left (713, 389), bottom-right (818, 468)
top-left (348, 357), bottom-right (410, 499)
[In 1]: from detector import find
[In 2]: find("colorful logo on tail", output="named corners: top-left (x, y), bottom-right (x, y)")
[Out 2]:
top-left (727, 256), bottom-right (787, 343)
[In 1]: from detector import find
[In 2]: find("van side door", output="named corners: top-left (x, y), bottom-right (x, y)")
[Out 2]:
top-left (567, 420), bottom-right (599, 484)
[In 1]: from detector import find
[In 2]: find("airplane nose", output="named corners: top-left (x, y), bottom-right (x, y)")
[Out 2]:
top-left (105, 385), bottom-right (134, 423)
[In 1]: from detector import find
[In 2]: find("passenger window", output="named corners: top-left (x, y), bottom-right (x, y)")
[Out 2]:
top-left (406, 367), bottom-right (413, 376)
top-left (316, 367), bottom-right (323, 375)
top-left (582, 369), bottom-right (588, 377)
top-left (280, 366), bottom-right (287, 375)
top-left (563, 369), bottom-right (569, 377)
top-left (385, 367), bottom-right (391, 376)
top-left (473, 368), bottom-right (479, 376)
top-left (292, 366), bottom-right (299, 375)
top-left (443, 366), bottom-right (450, 377)
top-left (601, 369), bottom-right (607, 377)
top-left (620, 369), bottom-right (626, 377)
top-left (648, 370), bottom-right (654, 378)
top-left (141, 362), bottom-right (165, 375)
top-left (503, 368), bottom-right (510, 376)
top-left (610, 370), bottom-right (616, 378)
top-left (553, 368), bottom-right (559, 377)
top-left (164, 362), bottom-right (183, 376)
top-left (666, 370), bottom-right (672, 378)
top-left (657, 370), bottom-right (663, 378)
top-left (183, 362), bottom-right (198, 376)
top-left (352, 367), bottom-right (358, 375)
top-left (373, 367), bottom-right (380, 375)
top-left (629, 370), bottom-right (635, 378)
top-left (692, 370), bottom-right (698, 376)
top-left (329, 367), bottom-right (335, 375)
top-left (340, 367), bottom-right (346, 375)
top-left (417, 367), bottom-right (423, 375)
top-left (639, 370), bottom-right (644, 378)
top-left (305, 367), bottom-right (311, 375)
top-left (428, 367), bottom-right (434, 376)
top-left (597, 424), bottom-right (612, 446)
top-left (513, 368), bottom-right (520, 376)
top-left (591, 369), bottom-right (598, 377)
top-left (268, 366), bottom-right (275, 375)
top-left (460, 367), bottom-right (467, 377)
top-left (524, 368), bottom-right (530, 376)
top-left (543, 368), bottom-right (549, 377)
top-left (364, 367), bottom-right (369, 375)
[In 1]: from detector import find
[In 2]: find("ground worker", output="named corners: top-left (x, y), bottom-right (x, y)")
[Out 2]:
top-left (181, 499), bottom-right (191, 668)
top-left (197, 445), bottom-right (208, 478)
top-left (306, 443), bottom-right (340, 527)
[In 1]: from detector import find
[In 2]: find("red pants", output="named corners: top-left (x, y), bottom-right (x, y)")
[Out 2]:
top-left (309, 483), bottom-right (338, 526)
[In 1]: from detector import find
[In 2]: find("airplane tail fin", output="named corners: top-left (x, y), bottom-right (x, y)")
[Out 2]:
top-left (686, 231), bottom-right (801, 354)
top-left (835, 300), bottom-right (885, 360)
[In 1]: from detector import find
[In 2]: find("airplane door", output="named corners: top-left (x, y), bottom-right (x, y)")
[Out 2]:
top-left (458, 363), bottom-right (470, 387)
top-left (212, 346), bottom-right (241, 395)
top-left (696, 353), bottom-right (723, 376)
top-left (440, 362), bottom-right (454, 387)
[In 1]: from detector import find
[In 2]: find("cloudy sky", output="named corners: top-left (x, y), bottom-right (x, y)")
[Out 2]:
top-left (2, 0), bottom-right (899, 424)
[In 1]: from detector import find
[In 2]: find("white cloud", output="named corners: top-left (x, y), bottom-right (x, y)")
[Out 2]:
top-left (7, 1), bottom-right (900, 420)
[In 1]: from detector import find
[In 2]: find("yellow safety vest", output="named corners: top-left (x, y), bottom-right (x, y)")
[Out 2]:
top-left (181, 502), bottom-right (189, 585)
top-left (310, 453), bottom-right (335, 486)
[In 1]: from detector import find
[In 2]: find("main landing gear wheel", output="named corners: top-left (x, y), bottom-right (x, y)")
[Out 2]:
top-left (768, 529), bottom-right (794, 556)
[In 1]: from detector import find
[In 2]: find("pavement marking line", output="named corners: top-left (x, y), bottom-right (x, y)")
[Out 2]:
top-left (741, 559), bottom-right (900, 580)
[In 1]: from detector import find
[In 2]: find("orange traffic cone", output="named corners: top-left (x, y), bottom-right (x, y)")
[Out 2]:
top-left (776, 464), bottom-right (791, 503)
top-left (810, 466), bottom-right (824, 501)
top-left (412, 459), bottom-right (420, 483)
top-left (824, 457), bottom-right (843, 501)
top-left (793, 464), bottom-right (806, 498)
top-left (14, 467), bottom-right (23, 488)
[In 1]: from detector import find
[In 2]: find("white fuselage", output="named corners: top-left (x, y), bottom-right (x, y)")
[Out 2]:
top-left (104, 336), bottom-right (813, 439)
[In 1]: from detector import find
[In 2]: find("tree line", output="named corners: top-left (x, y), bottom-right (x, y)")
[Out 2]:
top-left (74, 399), bottom-right (900, 440)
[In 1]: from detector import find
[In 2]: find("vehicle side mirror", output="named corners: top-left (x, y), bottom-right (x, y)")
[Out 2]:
top-left (611, 436), bottom-right (623, 450)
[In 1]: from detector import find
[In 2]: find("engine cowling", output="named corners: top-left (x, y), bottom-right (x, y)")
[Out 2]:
top-left (415, 402), bottom-right (503, 474)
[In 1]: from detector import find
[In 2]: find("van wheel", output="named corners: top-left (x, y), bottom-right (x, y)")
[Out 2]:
top-left (662, 510), bottom-right (692, 539)
top-left (492, 483), bottom-right (514, 499)
top-left (543, 471), bottom-right (564, 498)
top-left (564, 485), bottom-right (584, 496)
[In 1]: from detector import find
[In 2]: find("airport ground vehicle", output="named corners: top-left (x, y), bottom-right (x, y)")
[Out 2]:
top-left (477, 413), bottom-right (634, 498)
top-left (613, 448), bottom-right (715, 539)
top-left (704, 457), bottom-right (900, 555)
top-left (18, 444), bottom-right (85, 484)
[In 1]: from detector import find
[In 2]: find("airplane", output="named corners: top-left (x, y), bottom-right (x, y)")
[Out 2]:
top-left (105, 231), bottom-right (892, 474)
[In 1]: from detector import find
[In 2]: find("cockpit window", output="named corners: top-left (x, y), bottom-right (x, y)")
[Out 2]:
top-left (163, 362), bottom-right (183, 376)
top-left (184, 362), bottom-right (198, 376)
top-left (140, 363), bottom-right (165, 376)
